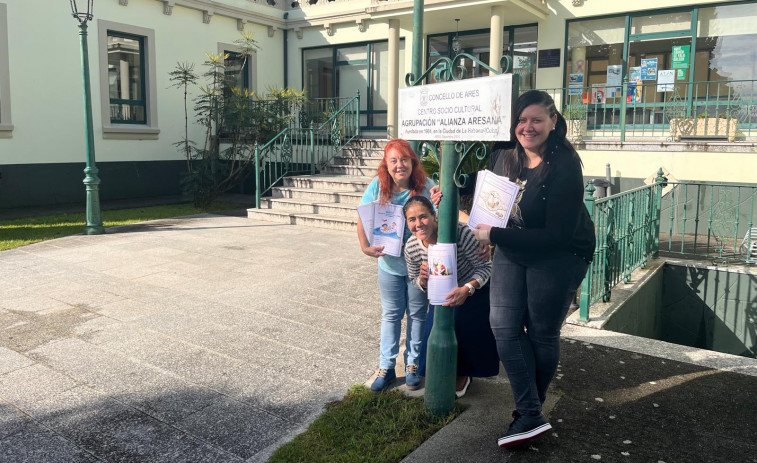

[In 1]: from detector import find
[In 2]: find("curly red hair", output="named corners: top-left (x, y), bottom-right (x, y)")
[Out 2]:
top-left (376, 138), bottom-right (426, 204)
top-left (377, 139), bottom-right (427, 204)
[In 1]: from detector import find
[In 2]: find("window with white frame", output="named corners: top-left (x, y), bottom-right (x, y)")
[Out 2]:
top-left (97, 20), bottom-right (158, 138)
top-left (0, 3), bottom-right (12, 136)
top-left (107, 32), bottom-right (146, 124)
top-left (219, 42), bottom-right (257, 95)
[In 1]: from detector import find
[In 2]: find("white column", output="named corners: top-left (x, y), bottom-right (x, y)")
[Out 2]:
top-left (489, 5), bottom-right (505, 72)
top-left (387, 19), bottom-right (400, 139)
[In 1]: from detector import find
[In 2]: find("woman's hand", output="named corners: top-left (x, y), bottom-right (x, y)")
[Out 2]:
top-left (362, 245), bottom-right (386, 258)
top-left (472, 224), bottom-right (492, 246)
top-left (475, 241), bottom-right (491, 261)
top-left (418, 262), bottom-right (429, 289)
top-left (429, 185), bottom-right (443, 207)
top-left (442, 286), bottom-right (469, 307)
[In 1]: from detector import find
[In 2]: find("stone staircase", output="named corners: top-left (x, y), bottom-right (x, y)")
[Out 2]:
top-left (246, 139), bottom-right (385, 232)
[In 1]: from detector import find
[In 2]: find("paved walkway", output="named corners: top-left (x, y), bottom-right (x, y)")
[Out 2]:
top-left (1, 213), bottom-right (756, 462)
top-left (0, 214), bottom-right (381, 462)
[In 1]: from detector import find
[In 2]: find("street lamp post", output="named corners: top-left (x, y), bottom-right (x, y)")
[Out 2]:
top-left (407, 0), bottom-right (458, 416)
top-left (71, 0), bottom-right (104, 235)
top-left (424, 140), bottom-right (459, 416)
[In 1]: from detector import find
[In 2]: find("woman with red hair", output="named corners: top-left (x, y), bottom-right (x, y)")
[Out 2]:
top-left (357, 138), bottom-right (440, 392)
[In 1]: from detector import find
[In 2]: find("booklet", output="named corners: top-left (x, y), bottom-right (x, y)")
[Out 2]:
top-left (427, 243), bottom-right (458, 305)
top-left (356, 200), bottom-right (405, 257)
top-left (467, 169), bottom-right (520, 230)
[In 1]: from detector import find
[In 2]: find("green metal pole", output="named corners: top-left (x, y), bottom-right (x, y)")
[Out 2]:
top-left (78, 23), bottom-right (104, 235)
top-left (254, 143), bottom-right (261, 208)
top-left (578, 181), bottom-right (596, 322)
top-left (409, 0), bottom-right (424, 152)
top-left (309, 122), bottom-right (315, 175)
top-left (652, 168), bottom-right (666, 258)
top-left (411, 1), bottom-right (423, 88)
top-left (424, 141), bottom-right (458, 416)
top-left (619, 15), bottom-right (630, 143)
top-left (355, 90), bottom-right (361, 139)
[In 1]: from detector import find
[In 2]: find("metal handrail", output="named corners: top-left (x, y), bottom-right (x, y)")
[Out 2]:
top-left (579, 172), bottom-right (757, 321)
top-left (254, 92), bottom-right (360, 207)
top-left (579, 169), bottom-right (666, 321)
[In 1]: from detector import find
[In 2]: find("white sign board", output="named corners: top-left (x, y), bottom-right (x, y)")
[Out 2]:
top-left (398, 73), bottom-right (512, 141)
top-left (657, 69), bottom-right (675, 92)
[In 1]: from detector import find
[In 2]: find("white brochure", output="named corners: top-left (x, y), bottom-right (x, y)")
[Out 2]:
top-left (467, 169), bottom-right (520, 230)
top-left (427, 243), bottom-right (458, 306)
top-left (356, 200), bottom-right (405, 257)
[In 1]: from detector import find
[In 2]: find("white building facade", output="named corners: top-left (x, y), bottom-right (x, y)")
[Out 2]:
top-left (0, 0), bottom-right (755, 208)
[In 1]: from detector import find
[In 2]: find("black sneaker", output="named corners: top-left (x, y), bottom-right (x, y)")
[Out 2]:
top-left (497, 413), bottom-right (552, 448)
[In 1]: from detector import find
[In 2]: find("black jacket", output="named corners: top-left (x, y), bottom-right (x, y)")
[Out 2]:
top-left (487, 143), bottom-right (596, 262)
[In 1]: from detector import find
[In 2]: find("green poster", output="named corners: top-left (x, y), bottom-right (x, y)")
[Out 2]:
top-left (677, 69), bottom-right (687, 80)
top-left (672, 45), bottom-right (690, 69)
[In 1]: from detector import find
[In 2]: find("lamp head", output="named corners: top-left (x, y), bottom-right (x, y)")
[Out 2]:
top-left (452, 19), bottom-right (462, 54)
top-left (70, 0), bottom-right (94, 25)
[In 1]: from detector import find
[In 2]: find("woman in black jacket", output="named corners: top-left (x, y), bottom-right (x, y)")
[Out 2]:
top-left (472, 90), bottom-right (595, 448)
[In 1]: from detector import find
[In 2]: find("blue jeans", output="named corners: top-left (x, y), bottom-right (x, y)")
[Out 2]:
top-left (489, 251), bottom-right (588, 416)
top-left (377, 267), bottom-right (428, 370)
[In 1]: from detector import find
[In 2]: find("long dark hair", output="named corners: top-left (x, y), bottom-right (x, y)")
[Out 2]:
top-left (501, 90), bottom-right (581, 182)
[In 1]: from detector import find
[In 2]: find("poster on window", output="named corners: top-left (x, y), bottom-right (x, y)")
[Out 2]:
top-left (656, 70), bottom-right (675, 92)
top-left (568, 73), bottom-right (584, 96)
top-left (641, 58), bottom-right (658, 81)
top-left (627, 81), bottom-right (642, 103)
top-left (606, 65), bottom-right (622, 98)
top-left (672, 45), bottom-right (690, 69)
top-left (591, 84), bottom-right (606, 104)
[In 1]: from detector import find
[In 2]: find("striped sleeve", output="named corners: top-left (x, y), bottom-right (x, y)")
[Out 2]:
top-left (456, 223), bottom-right (492, 287)
top-left (404, 235), bottom-right (428, 291)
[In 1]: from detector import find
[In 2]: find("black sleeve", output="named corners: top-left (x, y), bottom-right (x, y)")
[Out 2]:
top-left (488, 142), bottom-right (510, 172)
top-left (489, 155), bottom-right (585, 252)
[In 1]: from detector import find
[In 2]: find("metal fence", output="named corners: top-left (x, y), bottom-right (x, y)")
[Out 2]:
top-left (578, 172), bottom-right (757, 322)
top-left (534, 79), bottom-right (757, 142)
top-left (659, 182), bottom-right (757, 264)
top-left (248, 96), bottom-right (355, 131)
top-left (254, 94), bottom-right (360, 206)
top-left (578, 174), bottom-right (664, 321)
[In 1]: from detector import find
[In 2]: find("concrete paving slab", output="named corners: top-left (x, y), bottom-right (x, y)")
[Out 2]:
top-left (92, 299), bottom-right (167, 323)
top-left (0, 346), bottom-right (34, 374)
top-left (0, 364), bottom-right (78, 409)
top-left (175, 396), bottom-right (295, 460)
top-left (53, 400), bottom-right (237, 462)
top-left (0, 422), bottom-right (100, 463)
top-left (0, 295), bottom-right (73, 314)
top-left (0, 399), bottom-right (31, 440)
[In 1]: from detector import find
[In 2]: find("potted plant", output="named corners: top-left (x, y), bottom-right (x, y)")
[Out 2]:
top-left (562, 104), bottom-right (587, 142)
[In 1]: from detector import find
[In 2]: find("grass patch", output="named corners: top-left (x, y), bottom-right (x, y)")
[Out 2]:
top-left (268, 385), bottom-right (464, 463)
top-left (0, 201), bottom-right (245, 251)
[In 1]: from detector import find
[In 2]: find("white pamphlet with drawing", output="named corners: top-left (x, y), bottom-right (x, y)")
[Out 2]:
top-left (356, 200), bottom-right (405, 257)
top-left (467, 170), bottom-right (520, 230)
top-left (427, 243), bottom-right (458, 305)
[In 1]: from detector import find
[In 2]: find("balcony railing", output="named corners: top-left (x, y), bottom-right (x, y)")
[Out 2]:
top-left (659, 182), bottom-right (757, 264)
top-left (579, 172), bottom-right (757, 322)
top-left (535, 79), bottom-right (757, 143)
